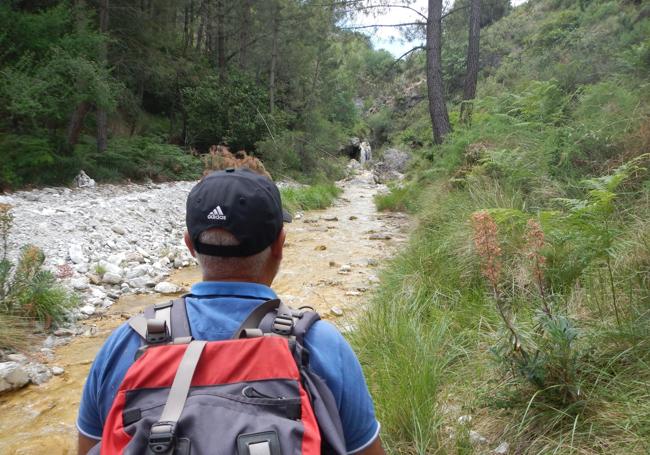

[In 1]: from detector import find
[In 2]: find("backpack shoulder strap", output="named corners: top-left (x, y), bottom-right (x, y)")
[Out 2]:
top-left (128, 297), bottom-right (191, 345)
top-left (233, 299), bottom-right (320, 345)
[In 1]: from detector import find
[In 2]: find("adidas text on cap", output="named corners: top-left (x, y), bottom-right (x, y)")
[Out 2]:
top-left (186, 168), bottom-right (292, 257)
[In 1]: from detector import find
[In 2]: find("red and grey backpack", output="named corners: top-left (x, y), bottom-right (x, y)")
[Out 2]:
top-left (89, 298), bottom-right (347, 455)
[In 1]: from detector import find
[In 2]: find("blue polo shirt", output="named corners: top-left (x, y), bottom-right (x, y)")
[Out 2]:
top-left (77, 282), bottom-right (380, 453)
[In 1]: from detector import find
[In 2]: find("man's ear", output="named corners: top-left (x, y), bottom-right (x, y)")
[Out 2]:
top-left (184, 231), bottom-right (196, 257)
top-left (270, 228), bottom-right (286, 260)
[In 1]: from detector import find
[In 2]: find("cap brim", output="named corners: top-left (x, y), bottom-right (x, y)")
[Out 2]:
top-left (282, 209), bottom-right (292, 223)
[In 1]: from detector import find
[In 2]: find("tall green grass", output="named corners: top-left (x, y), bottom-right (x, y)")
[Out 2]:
top-left (353, 167), bottom-right (649, 453)
top-left (280, 184), bottom-right (342, 213)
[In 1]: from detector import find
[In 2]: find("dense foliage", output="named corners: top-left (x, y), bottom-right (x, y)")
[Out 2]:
top-left (354, 0), bottom-right (650, 453)
top-left (0, 0), bottom-right (394, 189)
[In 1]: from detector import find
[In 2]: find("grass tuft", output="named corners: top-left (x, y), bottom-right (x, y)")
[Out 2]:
top-left (280, 184), bottom-right (342, 213)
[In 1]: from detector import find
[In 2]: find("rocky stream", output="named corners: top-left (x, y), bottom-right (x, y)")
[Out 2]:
top-left (0, 168), bottom-right (410, 454)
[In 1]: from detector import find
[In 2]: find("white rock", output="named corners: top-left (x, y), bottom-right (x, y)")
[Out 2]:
top-left (98, 260), bottom-right (122, 276)
top-left (330, 306), bottom-right (344, 317)
top-left (111, 225), bottom-right (126, 235)
top-left (154, 282), bottom-right (179, 294)
top-left (26, 363), bottom-right (52, 385)
top-left (51, 366), bottom-right (65, 376)
top-left (102, 273), bottom-right (122, 285)
top-left (0, 362), bottom-right (30, 393)
top-left (494, 442), bottom-right (509, 454)
top-left (470, 430), bottom-right (487, 445)
top-left (68, 244), bottom-right (86, 264)
top-left (107, 253), bottom-right (126, 265)
top-left (71, 278), bottom-right (89, 291)
top-left (80, 305), bottom-right (96, 316)
top-left (7, 354), bottom-right (28, 363)
top-left (90, 287), bottom-right (107, 299)
top-left (74, 170), bottom-right (96, 188)
top-left (458, 415), bottom-right (472, 424)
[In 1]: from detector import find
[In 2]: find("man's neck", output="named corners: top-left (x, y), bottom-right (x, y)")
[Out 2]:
top-left (201, 275), bottom-right (273, 286)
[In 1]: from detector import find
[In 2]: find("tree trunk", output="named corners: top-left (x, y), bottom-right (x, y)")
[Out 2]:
top-left (216, 0), bottom-right (226, 79)
top-left (460, 0), bottom-right (481, 125)
top-left (65, 0), bottom-right (90, 152)
top-left (269, 4), bottom-right (280, 113)
top-left (426, 0), bottom-right (451, 144)
top-left (96, 0), bottom-right (110, 153)
top-left (66, 102), bottom-right (90, 149)
top-left (196, 0), bottom-right (206, 52)
top-left (183, 1), bottom-right (190, 53)
top-left (238, 0), bottom-right (252, 69)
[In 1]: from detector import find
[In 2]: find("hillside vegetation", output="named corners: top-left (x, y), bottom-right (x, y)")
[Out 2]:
top-left (353, 0), bottom-right (650, 453)
top-left (0, 1), bottom-right (394, 189)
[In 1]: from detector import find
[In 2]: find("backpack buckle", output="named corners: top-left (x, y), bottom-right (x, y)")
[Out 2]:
top-left (149, 421), bottom-right (176, 453)
top-left (146, 319), bottom-right (170, 344)
top-left (272, 314), bottom-right (294, 336)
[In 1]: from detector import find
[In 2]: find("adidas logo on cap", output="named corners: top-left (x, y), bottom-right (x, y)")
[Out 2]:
top-left (207, 205), bottom-right (227, 220)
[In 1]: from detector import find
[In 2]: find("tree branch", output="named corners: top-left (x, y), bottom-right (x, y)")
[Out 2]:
top-left (394, 45), bottom-right (425, 62)
top-left (350, 4), bottom-right (428, 21)
top-left (441, 4), bottom-right (470, 20)
top-left (341, 22), bottom-right (425, 30)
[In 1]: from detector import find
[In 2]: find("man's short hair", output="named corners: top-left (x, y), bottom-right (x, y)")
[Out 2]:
top-left (196, 228), bottom-right (271, 280)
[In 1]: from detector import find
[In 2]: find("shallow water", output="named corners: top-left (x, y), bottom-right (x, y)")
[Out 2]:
top-left (0, 171), bottom-right (410, 454)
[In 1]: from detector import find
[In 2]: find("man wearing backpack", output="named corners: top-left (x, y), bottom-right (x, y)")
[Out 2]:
top-left (77, 168), bottom-right (384, 455)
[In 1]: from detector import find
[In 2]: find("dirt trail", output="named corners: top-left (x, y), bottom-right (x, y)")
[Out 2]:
top-left (0, 170), bottom-right (410, 454)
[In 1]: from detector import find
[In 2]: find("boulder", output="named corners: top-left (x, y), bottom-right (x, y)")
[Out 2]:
top-left (382, 148), bottom-right (411, 173)
top-left (154, 281), bottom-right (179, 294)
top-left (51, 366), bottom-right (65, 376)
top-left (0, 362), bottom-right (30, 393)
top-left (68, 244), bottom-right (86, 264)
top-left (7, 354), bottom-right (27, 363)
top-left (493, 442), bottom-right (509, 454)
top-left (102, 272), bottom-right (122, 285)
top-left (98, 260), bottom-right (122, 276)
top-left (80, 305), bottom-right (96, 316)
top-left (26, 363), bottom-right (52, 385)
top-left (70, 278), bottom-right (89, 291)
top-left (74, 170), bottom-right (96, 188)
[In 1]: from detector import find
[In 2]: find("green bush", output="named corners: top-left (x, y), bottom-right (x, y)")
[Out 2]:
top-left (0, 205), bottom-right (76, 349)
top-left (183, 72), bottom-right (270, 151)
top-left (78, 136), bottom-right (202, 183)
top-left (256, 111), bottom-right (348, 183)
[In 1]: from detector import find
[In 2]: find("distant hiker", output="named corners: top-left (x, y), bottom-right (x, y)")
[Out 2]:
top-left (77, 168), bottom-right (384, 454)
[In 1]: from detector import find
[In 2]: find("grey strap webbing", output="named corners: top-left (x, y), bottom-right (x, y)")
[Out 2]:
top-left (148, 339), bottom-right (207, 449)
top-left (233, 299), bottom-right (283, 339)
top-left (128, 315), bottom-right (148, 340)
top-left (159, 340), bottom-right (207, 423)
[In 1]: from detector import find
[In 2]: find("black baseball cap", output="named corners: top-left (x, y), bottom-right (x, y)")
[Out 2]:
top-left (186, 168), bottom-right (292, 257)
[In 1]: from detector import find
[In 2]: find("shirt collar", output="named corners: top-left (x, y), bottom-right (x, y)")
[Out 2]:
top-left (189, 281), bottom-right (277, 300)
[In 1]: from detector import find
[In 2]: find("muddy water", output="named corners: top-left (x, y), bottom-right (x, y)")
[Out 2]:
top-left (0, 171), bottom-right (410, 454)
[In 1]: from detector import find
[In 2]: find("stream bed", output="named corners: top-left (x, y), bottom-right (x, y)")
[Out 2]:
top-left (0, 170), bottom-right (410, 454)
